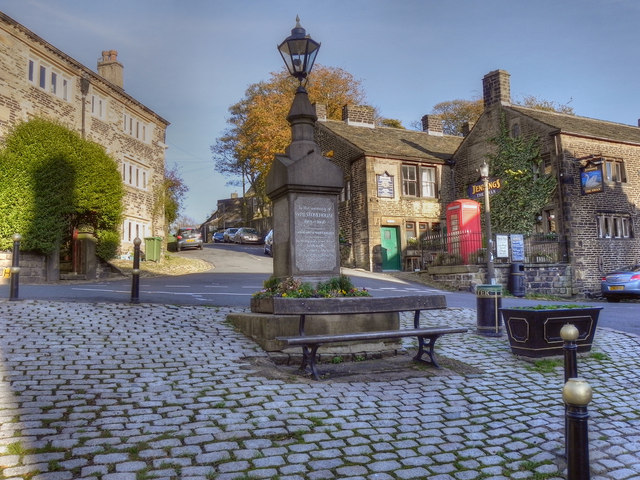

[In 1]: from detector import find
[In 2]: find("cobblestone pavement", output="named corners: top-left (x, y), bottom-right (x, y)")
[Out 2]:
top-left (0, 299), bottom-right (639, 480)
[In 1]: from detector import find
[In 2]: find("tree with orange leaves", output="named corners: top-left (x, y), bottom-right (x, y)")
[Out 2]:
top-left (211, 65), bottom-right (366, 217)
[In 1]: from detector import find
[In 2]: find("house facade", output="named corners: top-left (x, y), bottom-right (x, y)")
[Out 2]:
top-left (0, 12), bottom-right (169, 267)
top-left (453, 69), bottom-right (640, 297)
top-left (315, 105), bottom-right (462, 272)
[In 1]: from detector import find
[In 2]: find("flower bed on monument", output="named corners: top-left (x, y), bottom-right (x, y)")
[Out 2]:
top-left (251, 275), bottom-right (371, 314)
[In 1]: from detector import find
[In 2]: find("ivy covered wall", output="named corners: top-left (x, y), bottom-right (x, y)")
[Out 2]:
top-left (0, 118), bottom-right (123, 260)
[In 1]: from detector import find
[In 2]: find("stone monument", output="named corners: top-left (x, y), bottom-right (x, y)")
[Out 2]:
top-left (265, 22), bottom-right (343, 284)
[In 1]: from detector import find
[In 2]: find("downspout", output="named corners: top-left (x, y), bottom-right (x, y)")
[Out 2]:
top-left (80, 74), bottom-right (90, 139)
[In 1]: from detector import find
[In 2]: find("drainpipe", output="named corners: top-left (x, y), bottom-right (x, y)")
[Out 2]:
top-left (80, 74), bottom-right (90, 139)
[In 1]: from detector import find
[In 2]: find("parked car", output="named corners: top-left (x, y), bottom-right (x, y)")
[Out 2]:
top-left (264, 229), bottom-right (273, 256)
top-left (233, 227), bottom-right (262, 244)
top-left (601, 264), bottom-right (640, 302)
top-left (176, 227), bottom-right (203, 251)
top-left (223, 227), bottom-right (238, 243)
top-left (212, 231), bottom-right (225, 243)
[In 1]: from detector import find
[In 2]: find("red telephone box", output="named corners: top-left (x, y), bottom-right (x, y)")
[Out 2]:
top-left (446, 199), bottom-right (482, 263)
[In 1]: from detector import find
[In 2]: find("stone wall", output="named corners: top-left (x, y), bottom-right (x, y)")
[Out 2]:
top-left (422, 263), bottom-right (575, 298)
top-left (0, 251), bottom-right (47, 285)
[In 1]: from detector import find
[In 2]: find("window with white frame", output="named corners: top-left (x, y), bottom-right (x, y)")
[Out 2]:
top-left (91, 93), bottom-right (107, 119)
top-left (604, 158), bottom-right (626, 183)
top-left (27, 56), bottom-right (72, 101)
top-left (597, 214), bottom-right (632, 239)
top-left (122, 112), bottom-right (152, 143)
top-left (121, 159), bottom-right (149, 190)
top-left (123, 219), bottom-right (149, 243)
top-left (402, 164), bottom-right (437, 198)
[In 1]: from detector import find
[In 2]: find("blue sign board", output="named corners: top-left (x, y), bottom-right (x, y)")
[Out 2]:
top-left (511, 234), bottom-right (525, 262)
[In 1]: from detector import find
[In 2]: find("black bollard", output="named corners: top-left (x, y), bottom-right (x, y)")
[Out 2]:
top-left (563, 378), bottom-right (592, 480)
top-left (561, 323), bottom-right (579, 382)
top-left (130, 237), bottom-right (141, 304)
top-left (9, 233), bottom-right (22, 301)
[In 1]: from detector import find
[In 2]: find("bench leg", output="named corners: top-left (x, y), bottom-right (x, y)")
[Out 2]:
top-left (413, 334), bottom-right (442, 368)
top-left (300, 344), bottom-right (322, 380)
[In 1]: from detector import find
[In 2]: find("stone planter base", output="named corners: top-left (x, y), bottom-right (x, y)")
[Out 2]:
top-left (500, 307), bottom-right (602, 358)
top-left (228, 310), bottom-right (400, 353)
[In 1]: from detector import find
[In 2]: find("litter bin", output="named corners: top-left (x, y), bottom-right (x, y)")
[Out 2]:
top-left (509, 262), bottom-right (526, 297)
top-left (476, 284), bottom-right (503, 337)
top-left (144, 237), bottom-right (162, 262)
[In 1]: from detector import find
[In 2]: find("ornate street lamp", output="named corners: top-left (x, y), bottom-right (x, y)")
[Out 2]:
top-left (277, 16), bottom-right (321, 85)
top-left (479, 161), bottom-right (495, 284)
top-left (265, 18), bottom-right (343, 283)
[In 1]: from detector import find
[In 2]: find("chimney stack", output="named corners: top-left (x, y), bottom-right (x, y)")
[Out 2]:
top-left (421, 115), bottom-right (444, 136)
top-left (342, 105), bottom-right (375, 128)
top-left (461, 121), bottom-right (475, 136)
top-left (314, 103), bottom-right (327, 122)
top-left (97, 50), bottom-right (123, 88)
top-left (482, 69), bottom-right (511, 109)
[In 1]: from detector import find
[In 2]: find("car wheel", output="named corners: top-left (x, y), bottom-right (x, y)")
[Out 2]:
top-left (177, 245), bottom-right (181, 252)
top-left (199, 244), bottom-right (203, 250)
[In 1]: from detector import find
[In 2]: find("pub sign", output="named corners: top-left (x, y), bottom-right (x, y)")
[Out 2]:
top-left (581, 163), bottom-right (604, 194)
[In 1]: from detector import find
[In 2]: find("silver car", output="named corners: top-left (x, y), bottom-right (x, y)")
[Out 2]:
top-left (232, 227), bottom-right (261, 244)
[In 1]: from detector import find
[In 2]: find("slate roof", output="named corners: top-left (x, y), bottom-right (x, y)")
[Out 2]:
top-left (508, 105), bottom-right (640, 145)
top-left (317, 119), bottom-right (463, 163)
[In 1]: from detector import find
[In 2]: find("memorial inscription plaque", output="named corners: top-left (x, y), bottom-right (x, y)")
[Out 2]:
top-left (293, 196), bottom-right (337, 272)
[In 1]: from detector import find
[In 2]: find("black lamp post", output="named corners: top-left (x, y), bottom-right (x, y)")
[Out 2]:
top-left (479, 161), bottom-right (495, 284)
top-left (278, 16), bottom-right (321, 86)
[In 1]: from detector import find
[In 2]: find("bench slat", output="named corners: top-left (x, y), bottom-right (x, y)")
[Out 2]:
top-left (277, 327), bottom-right (467, 346)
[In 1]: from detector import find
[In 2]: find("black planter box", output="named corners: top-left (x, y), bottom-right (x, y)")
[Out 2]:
top-left (500, 307), bottom-right (602, 358)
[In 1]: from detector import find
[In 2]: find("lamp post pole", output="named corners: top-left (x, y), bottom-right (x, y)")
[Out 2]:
top-left (480, 161), bottom-right (495, 285)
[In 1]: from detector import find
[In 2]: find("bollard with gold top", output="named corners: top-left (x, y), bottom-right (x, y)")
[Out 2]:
top-left (9, 233), bottom-right (22, 301)
top-left (130, 237), bottom-right (141, 304)
top-left (563, 377), bottom-right (592, 480)
top-left (561, 323), bottom-right (579, 382)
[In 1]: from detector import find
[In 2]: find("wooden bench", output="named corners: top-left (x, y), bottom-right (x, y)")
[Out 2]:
top-left (275, 295), bottom-right (467, 380)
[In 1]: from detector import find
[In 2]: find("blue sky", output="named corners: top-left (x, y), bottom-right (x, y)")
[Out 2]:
top-left (3, 0), bottom-right (640, 223)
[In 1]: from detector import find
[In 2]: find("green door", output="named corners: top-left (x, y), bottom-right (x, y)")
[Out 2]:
top-left (380, 226), bottom-right (401, 271)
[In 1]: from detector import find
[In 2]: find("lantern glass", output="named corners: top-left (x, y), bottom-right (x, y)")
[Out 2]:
top-left (479, 161), bottom-right (489, 178)
top-left (278, 17), bottom-right (320, 82)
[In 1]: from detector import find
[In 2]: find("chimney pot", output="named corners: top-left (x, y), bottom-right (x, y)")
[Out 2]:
top-left (97, 49), bottom-right (124, 88)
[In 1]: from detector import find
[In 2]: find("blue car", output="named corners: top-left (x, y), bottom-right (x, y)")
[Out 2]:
top-left (212, 231), bottom-right (225, 243)
top-left (601, 264), bottom-right (640, 302)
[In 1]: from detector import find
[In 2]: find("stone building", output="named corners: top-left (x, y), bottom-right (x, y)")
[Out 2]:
top-left (453, 69), bottom-right (640, 296)
top-left (0, 12), bottom-right (169, 279)
top-left (315, 104), bottom-right (462, 272)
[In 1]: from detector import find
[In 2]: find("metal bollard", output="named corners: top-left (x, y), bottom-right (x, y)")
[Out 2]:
top-left (130, 237), bottom-right (141, 304)
top-left (563, 378), bottom-right (592, 480)
top-left (9, 233), bottom-right (22, 301)
top-left (561, 323), bottom-right (579, 382)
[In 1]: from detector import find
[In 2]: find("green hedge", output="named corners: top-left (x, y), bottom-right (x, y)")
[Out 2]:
top-left (0, 118), bottom-right (123, 258)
